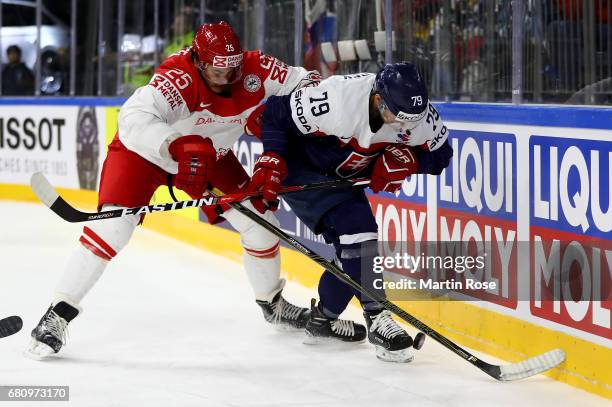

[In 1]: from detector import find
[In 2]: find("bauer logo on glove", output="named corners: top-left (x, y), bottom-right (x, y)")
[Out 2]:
top-left (369, 144), bottom-right (418, 194)
top-left (248, 152), bottom-right (288, 213)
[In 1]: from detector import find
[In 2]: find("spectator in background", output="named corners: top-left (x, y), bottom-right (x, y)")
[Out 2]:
top-left (163, 5), bottom-right (198, 58)
top-left (123, 5), bottom-right (198, 95)
top-left (2, 45), bottom-right (35, 96)
top-left (556, 0), bottom-right (610, 23)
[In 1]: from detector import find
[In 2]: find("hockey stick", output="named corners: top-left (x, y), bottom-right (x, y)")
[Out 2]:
top-left (0, 316), bottom-right (23, 338)
top-left (217, 196), bottom-right (565, 381)
top-left (29, 172), bottom-right (369, 223)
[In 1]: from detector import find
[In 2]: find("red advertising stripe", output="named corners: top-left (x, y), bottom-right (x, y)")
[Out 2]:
top-left (530, 226), bottom-right (611, 339)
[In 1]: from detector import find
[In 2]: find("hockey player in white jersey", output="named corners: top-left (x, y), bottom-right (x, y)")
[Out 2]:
top-left (27, 21), bottom-right (321, 359)
top-left (248, 63), bottom-right (453, 362)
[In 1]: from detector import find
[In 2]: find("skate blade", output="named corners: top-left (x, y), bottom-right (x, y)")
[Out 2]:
top-left (23, 339), bottom-right (56, 361)
top-left (303, 332), bottom-right (366, 346)
top-left (374, 345), bottom-right (415, 363)
top-left (269, 322), bottom-right (306, 333)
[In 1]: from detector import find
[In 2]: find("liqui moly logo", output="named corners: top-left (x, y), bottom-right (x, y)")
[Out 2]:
top-left (531, 137), bottom-right (611, 237)
top-left (435, 131), bottom-right (518, 307)
top-left (439, 130), bottom-right (516, 218)
top-left (529, 136), bottom-right (611, 338)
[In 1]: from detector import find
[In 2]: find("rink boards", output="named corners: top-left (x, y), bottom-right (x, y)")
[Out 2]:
top-left (0, 98), bottom-right (610, 398)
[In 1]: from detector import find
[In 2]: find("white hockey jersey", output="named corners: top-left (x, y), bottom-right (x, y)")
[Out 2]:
top-left (118, 49), bottom-right (316, 173)
top-left (288, 73), bottom-right (448, 153)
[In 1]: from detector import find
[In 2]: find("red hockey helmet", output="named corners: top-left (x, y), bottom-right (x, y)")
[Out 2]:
top-left (192, 21), bottom-right (243, 84)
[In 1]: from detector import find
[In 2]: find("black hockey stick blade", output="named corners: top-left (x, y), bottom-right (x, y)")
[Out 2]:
top-left (219, 196), bottom-right (566, 381)
top-left (30, 171), bottom-right (224, 222)
top-left (30, 172), bottom-right (370, 223)
top-left (0, 316), bottom-right (23, 338)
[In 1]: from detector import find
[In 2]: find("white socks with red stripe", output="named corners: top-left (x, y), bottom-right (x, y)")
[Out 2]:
top-left (53, 207), bottom-right (139, 305)
top-left (79, 226), bottom-right (118, 260)
top-left (244, 251), bottom-right (284, 302)
top-left (53, 202), bottom-right (285, 306)
top-left (222, 203), bottom-right (286, 302)
top-left (54, 244), bottom-right (108, 304)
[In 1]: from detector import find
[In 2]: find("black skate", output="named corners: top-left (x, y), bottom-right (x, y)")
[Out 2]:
top-left (364, 309), bottom-right (422, 363)
top-left (256, 291), bottom-right (310, 331)
top-left (25, 300), bottom-right (80, 360)
top-left (304, 299), bottom-right (366, 344)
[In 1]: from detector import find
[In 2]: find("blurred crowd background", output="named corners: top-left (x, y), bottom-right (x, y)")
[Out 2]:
top-left (0, 0), bottom-right (610, 105)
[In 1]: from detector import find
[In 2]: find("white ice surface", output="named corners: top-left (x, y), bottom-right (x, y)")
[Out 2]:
top-left (0, 201), bottom-right (608, 407)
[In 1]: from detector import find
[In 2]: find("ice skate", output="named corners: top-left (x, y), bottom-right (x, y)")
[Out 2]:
top-left (25, 300), bottom-right (80, 360)
top-left (256, 290), bottom-right (310, 331)
top-left (304, 299), bottom-right (366, 344)
top-left (364, 309), bottom-right (424, 363)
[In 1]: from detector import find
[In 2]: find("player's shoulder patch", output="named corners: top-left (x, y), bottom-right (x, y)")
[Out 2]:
top-left (239, 51), bottom-right (268, 95)
top-left (243, 74), bottom-right (262, 93)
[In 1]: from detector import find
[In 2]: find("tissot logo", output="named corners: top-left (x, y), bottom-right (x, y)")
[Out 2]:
top-left (0, 117), bottom-right (66, 151)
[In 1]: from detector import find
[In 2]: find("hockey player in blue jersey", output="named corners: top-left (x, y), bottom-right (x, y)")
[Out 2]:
top-left (246, 63), bottom-right (453, 362)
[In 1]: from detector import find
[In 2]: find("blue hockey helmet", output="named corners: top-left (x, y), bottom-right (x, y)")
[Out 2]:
top-left (375, 62), bottom-right (428, 125)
